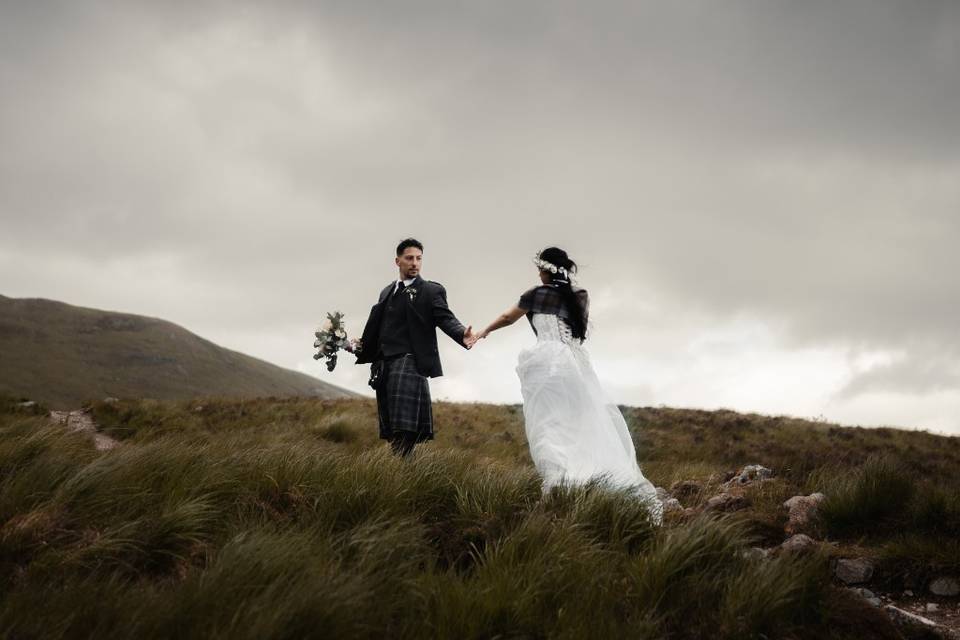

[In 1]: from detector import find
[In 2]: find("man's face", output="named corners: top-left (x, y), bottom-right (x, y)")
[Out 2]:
top-left (396, 247), bottom-right (422, 279)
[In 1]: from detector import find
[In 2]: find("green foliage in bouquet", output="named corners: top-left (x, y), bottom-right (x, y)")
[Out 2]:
top-left (313, 311), bottom-right (351, 372)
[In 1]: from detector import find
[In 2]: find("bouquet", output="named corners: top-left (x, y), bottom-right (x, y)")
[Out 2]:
top-left (313, 311), bottom-right (355, 372)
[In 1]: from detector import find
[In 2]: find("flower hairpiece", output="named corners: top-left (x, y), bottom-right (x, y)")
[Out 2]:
top-left (534, 255), bottom-right (571, 281)
top-left (534, 257), bottom-right (567, 277)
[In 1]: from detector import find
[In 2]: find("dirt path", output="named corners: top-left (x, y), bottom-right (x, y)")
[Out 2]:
top-left (49, 409), bottom-right (119, 451)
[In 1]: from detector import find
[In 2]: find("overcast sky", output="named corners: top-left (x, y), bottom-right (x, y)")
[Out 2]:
top-left (2, 1), bottom-right (959, 434)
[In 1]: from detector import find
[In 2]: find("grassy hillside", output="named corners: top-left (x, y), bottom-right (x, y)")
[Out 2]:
top-left (0, 295), bottom-right (356, 408)
top-left (2, 396), bottom-right (958, 638)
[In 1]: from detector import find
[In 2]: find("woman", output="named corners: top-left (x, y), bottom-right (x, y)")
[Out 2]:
top-left (477, 247), bottom-right (662, 524)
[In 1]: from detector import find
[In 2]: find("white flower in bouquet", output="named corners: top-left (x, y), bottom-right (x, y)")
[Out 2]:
top-left (313, 311), bottom-right (353, 372)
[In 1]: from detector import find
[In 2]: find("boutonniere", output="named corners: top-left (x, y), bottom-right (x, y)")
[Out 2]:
top-left (405, 287), bottom-right (419, 302)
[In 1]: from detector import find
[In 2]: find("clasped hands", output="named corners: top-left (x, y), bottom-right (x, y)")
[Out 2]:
top-left (463, 326), bottom-right (488, 349)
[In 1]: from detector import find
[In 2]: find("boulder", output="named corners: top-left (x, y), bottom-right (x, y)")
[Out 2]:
top-left (704, 492), bottom-right (750, 513)
top-left (928, 576), bottom-right (960, 597)
top-left (780, 533), bottom-right (818, 554)
top-left (726, 464), bottom-right (773, 486)
top-left (834, 558), bottom-right (875, 585)
top-left (783, 492), bottom-right (826, 535)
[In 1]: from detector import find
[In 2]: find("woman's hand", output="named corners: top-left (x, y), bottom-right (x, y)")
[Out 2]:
top-left (463, 326), bottom-right (479, 349)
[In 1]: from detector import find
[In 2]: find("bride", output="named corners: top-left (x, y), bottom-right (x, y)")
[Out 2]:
top-left (477, 247), bottom-right (662, 524)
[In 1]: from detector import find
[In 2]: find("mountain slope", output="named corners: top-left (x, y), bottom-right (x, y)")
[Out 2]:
top-left (0, 294), bottom-right (357, 408)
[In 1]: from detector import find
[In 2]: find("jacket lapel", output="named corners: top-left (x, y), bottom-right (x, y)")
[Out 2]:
top-left (404, 276), bottom-right (427, 324)
top-left (377, 281), bottom-right (396, 305)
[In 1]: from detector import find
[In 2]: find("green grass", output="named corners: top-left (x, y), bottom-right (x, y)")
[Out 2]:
top-left (3, 395), bottom-right (958, 638)
top-left (817, 456), bottom-right (916, 536)
top-left (0, 294), bottom-right (355, 408)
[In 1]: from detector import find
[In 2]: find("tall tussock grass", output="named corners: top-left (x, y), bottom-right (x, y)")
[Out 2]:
top-left (2, 398), bottom-right (947, 638)
top-left (817, 455), bottom-right (915, 535)
top-left (817, 455), bottom-right (960, 542)
top-left (629, 516), bottom-right (829, 638)
top-left (812, 454), bottom-right (960, 580)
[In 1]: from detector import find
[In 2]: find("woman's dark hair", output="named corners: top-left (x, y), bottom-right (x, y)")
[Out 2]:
top-left (396, 238), bottom-right (423, 256)
top-left (538, 246), bottom-right (587, 340)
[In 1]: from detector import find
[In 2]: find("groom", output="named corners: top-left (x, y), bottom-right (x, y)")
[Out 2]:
top-left (354, 238), bottom-right (477, 456)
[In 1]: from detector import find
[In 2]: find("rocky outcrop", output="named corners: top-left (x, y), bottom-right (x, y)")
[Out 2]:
top-left (704, 492), bottom-right (750, 513)
top-left (834, 558), bottom-right (876, 585)
top-left (49, 409), bottom-right (118, 451)
top-left (783, 492), bottom-right (825, 535)
top-left (724, 464), bottom-right (773, 486)
top-left (929, 577), bottom-right (960, 597)
top-left (780, 533), bottom-right (818, 554)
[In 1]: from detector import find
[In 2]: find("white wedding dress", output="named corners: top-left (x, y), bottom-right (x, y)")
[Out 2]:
top-left (517, 313), bottom-right (663, 524)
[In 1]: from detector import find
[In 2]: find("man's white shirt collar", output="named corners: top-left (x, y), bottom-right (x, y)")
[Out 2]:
top-left (394, 277), bottom-right (416, 293)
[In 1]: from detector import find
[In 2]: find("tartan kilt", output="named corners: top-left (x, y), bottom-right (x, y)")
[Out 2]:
top-left (376, 355), bottom-right (434, 442)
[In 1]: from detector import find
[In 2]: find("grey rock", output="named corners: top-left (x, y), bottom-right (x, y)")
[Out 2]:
top-left (783, 492), bottom-right (826, 535)
top-left (926, 603), bottom-right (940, 613)
top-left (904, 590), bottom-right (914, 597)
top-left (780, 534), bottom-right (818, 554)
top-left (103, 397), bottom-right (119, 404)
top-left (726, 464), bottom-right (773, 486)
top-left (49, 409), bottom-right (119, 452)
top-left (704, 492), bottom-right (750, 512)
top-left (661, 498), bottom-right (682, 514)
top-left (834, 558), bottom-right (875, 585)
top-left (17, 400), bottom-right (37, 408)
top-left (929, 576), bottom-right (960, 597)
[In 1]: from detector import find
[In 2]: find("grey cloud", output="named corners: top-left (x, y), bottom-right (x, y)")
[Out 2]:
top-left (2, 1), bottom-right (960, 429)
top-left (836, 346), bottom-right (960, 400)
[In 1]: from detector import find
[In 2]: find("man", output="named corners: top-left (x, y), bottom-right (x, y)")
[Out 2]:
top-left (352, 238), bottom-right (477, 456)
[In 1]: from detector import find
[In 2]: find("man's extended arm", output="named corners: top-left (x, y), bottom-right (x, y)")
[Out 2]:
top-left (430, 284), bottom-right (473, 349)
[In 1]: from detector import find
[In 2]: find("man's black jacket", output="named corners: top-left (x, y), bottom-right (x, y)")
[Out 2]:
top-left (355, 276), bottom-right (467, 378)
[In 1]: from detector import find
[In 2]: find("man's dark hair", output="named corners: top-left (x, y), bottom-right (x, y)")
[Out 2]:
top-left (396, 238), bottom-right (424, 256)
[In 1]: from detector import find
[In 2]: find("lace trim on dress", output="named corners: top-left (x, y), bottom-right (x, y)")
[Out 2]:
top-left (530, 313), bottom-right (576, 344)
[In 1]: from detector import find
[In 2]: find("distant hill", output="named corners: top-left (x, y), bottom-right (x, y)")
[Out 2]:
top-left (0, 294), bottom-right (358, 408)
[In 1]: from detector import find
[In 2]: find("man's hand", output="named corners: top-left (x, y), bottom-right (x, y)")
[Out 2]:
top-left (463, 325), bottom-right (479, 349)
top-left (344, 338), bottom-right (362, 354)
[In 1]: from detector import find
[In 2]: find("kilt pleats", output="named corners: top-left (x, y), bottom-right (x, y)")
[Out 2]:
top-left (376, 355), bottom-right (433, 442)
